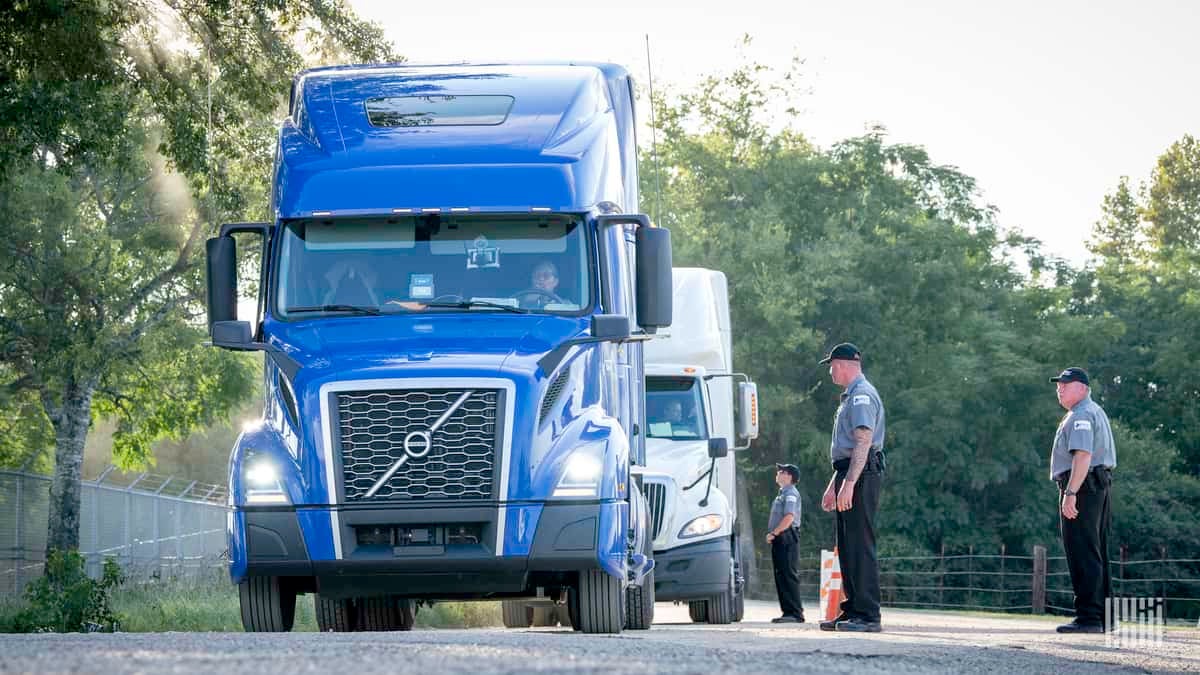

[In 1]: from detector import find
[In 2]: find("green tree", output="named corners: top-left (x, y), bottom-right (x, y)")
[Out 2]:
top-left (642, 57), bottom-right (1119, 563)
top-left (0, 0), bottom-right (397, 551)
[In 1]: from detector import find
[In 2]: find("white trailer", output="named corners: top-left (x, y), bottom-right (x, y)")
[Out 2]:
top-left (636, 267), bottom-right (759, 623)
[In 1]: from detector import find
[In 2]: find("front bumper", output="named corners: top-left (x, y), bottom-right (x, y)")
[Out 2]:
top-left (231, 501), bottom-right (620, 599)
top-left (653, 537), bottom-right (732, 601)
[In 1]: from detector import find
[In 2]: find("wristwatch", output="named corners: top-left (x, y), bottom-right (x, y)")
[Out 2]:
top-left (1064, 489), bottom-right (1077, 497)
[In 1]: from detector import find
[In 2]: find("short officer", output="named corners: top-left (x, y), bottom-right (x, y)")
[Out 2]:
top-left (1048, 367), bottom-right (1117, 634)
top-left (819, 342), bottom-right (886, 633)
top-left (766, 463), bottom-right (804, 623)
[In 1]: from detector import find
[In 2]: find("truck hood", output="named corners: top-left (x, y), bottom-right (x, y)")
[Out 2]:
top-left (267, 313), bottom-right (585, 375)
top-left (643, 437), bottom-right (712, 489)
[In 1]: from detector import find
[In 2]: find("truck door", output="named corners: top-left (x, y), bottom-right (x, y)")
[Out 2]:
top-left (600, 223), bottom-right (643, 467)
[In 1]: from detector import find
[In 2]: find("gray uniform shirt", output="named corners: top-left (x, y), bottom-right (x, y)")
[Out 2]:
top-left (830, 374), bottom-right (886, 462)
top-left (1050, 395), bottom-right (1117, 479)
top-left (767, 484), bottom-right (802, 532)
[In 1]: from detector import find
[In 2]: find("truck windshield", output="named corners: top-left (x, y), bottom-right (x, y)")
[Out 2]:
top-left (274, 214), bottom-right (592, 319)
top-left (646, 377), bottom-right (708, 440)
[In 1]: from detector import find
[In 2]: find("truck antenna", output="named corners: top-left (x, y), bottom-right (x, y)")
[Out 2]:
top-left (645, 34), bottom-right (663, 226)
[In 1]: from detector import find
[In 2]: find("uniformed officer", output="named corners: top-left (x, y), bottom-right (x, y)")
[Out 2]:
top-left (766, 462), bottom-right (804, 623)
top-left (1048, 367), bottom-right (1117, 634)
top-left (818, 342), bottom-right (885, 633)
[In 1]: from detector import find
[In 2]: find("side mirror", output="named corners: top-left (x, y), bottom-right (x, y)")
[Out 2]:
top-left (736, 381), bottom-right (760, 448)
top-left (212, 320), bottom-right (255, 350)
top-left (206, 236), bottom-right (237, 329)
top-left (635, 227), bottom-right (672, 333)
top-left (591, 314), bottom-right (631, 341)
top-left (707, 437), bottom-right (729, 459)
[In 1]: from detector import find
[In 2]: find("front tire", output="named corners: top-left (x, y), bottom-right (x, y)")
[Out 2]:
top-left (624, 569), bottom-right (655, 630)
top-left (705, 585), bottom-right (736, 624)
top-left (688, 600), bottom-right (708, 623)
top-left (239, 576), bottom-right (296, 632)
top-left (574, 570), bottom-right (625, 634)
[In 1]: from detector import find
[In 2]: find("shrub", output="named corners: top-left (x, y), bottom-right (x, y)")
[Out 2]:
top-left (12, 550), bottom-right (124, 632)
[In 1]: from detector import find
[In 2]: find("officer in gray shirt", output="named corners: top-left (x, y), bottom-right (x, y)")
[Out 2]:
top-left (1048, 367), bottom-right (1117, 634)
top-left (766, 463), bottom-right (804, 623)
top-left (819, 342), bottom-right (886, 633)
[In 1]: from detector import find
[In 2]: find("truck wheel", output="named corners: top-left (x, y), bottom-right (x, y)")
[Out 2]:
top-left (705, 586), bottom-right (736, 624)
top-left (354, 596), bottom-right (415, 631)
top-left (687, 600), bottom-right (708, 623)
top-left (391, 596), bottom-right (416, 631)
top-left (574, 569), bottom-right (625, 634)
top-left (315, 594), bottom-right (356, 632)
top-left (501, 600), bottom-right (534, 628)
top-left (239, 576), bottom-right (296, 632)
top-left (567, 588), bottom-right (582, 631)
top-left (624, 569), bottom-right (654, 630)
top-left (357, 596), bottom-right (395, 631)
top-left (734, 587), bottom-right (745, 623)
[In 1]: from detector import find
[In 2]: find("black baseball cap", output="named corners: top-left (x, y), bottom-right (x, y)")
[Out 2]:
top-left (819, 342), bottom-right (862, 365)
top-left (1049, 367), bottom-right (1090, 386)
top-left (775, 463), bottom-right (800, 482)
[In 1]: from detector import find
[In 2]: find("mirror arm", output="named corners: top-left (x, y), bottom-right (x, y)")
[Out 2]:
top-left (537, 334), bottom-right (632, 376)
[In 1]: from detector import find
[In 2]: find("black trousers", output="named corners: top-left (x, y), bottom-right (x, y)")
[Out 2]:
top-left (834, 469), bottom-right (882, 623)
top-left (771, 527), bottom-right (804, 619)
top-left (1059, 468), bottom-right (1112, 626)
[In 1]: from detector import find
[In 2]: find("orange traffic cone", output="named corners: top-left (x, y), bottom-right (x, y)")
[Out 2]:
top-left (819, 547), bottom-right (843, 622)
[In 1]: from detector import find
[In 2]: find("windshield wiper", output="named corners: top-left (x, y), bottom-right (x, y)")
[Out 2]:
top-left (287, 304), bottom-right (382, 316)
top-left (423, 300), bottom-right (529, 314)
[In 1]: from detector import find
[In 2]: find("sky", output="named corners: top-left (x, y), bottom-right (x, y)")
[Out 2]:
top-left (349, 0), bottom-right (1200, 264)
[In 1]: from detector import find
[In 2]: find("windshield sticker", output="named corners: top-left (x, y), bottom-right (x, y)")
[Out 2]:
top-left (409, 273), bottom-right (434, 299)
top-left (466, 235), bottom-right (500, 269)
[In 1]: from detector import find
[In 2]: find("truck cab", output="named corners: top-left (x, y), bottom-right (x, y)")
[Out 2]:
top-left (205, 63), bottom-right (671, 634)
top-left (638, 268), bottom-right (759, 623)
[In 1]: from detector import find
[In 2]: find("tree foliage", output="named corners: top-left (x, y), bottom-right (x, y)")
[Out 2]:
top-left (642, 62), bottom-right (1200, 566)
top-left (0, 0), bottom-right (397, 550)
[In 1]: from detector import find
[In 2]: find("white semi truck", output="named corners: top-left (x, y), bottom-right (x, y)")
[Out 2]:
top-left (637, 267), bottom-right (759, 623)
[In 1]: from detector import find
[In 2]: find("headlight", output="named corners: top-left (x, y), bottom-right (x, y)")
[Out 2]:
top-left (553, 442), bottom-right (605, 498)
top-left (244, 456), bottom-right (289, 505)
top-left (679, 514), bottom-right (723, 539)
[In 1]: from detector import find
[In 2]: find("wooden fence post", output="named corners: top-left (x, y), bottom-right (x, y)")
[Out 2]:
top-left (1032, 544), bottom-right (1047, 614)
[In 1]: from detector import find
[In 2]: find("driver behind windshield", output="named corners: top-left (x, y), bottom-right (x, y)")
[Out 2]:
top-left (518, 260), bottom-right (566, 309)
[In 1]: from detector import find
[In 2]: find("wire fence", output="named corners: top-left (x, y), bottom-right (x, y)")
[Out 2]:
top-left (0, 468), bottom-right (229, 598)
top-left (749, 545), bottom-right (1200, 621)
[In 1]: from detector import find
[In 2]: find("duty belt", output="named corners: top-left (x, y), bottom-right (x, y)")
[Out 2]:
top-left (833, 449), bottom-right (885, 473)
top-left (1054, 465), bottom-right (1113, 484)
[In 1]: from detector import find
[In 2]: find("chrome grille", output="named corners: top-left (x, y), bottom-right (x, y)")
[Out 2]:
top-left (337, 389), bottom-right (499, 501)
top-left (644, 481), bottom-right (667, 540)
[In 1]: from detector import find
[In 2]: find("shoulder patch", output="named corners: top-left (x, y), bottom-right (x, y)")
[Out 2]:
top-left (1073, 420), bottom-right (1092, 431)
top-left (785, 495), bottom-right (797, 503)
top-left (852, 394), bottom-right (871, 405)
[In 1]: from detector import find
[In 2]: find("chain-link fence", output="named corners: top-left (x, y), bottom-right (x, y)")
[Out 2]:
top-left (0, 468), bottom-right (229, 598)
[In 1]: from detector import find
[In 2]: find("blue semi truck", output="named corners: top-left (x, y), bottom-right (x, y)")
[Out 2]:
top-left (204, 63), bottom-right (672, 634)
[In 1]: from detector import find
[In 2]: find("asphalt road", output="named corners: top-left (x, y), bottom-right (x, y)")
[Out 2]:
top-left (2, 601), bottom-right (1197, 674)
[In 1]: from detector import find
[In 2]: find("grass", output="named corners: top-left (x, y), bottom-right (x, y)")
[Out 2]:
top-left (2, 573), bottom-right (503, 633)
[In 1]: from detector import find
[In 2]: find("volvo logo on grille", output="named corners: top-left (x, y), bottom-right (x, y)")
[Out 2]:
top-left (403, 431), bottom-right (433, 458)
top-left (364, 390), bottom-right (474, 498)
